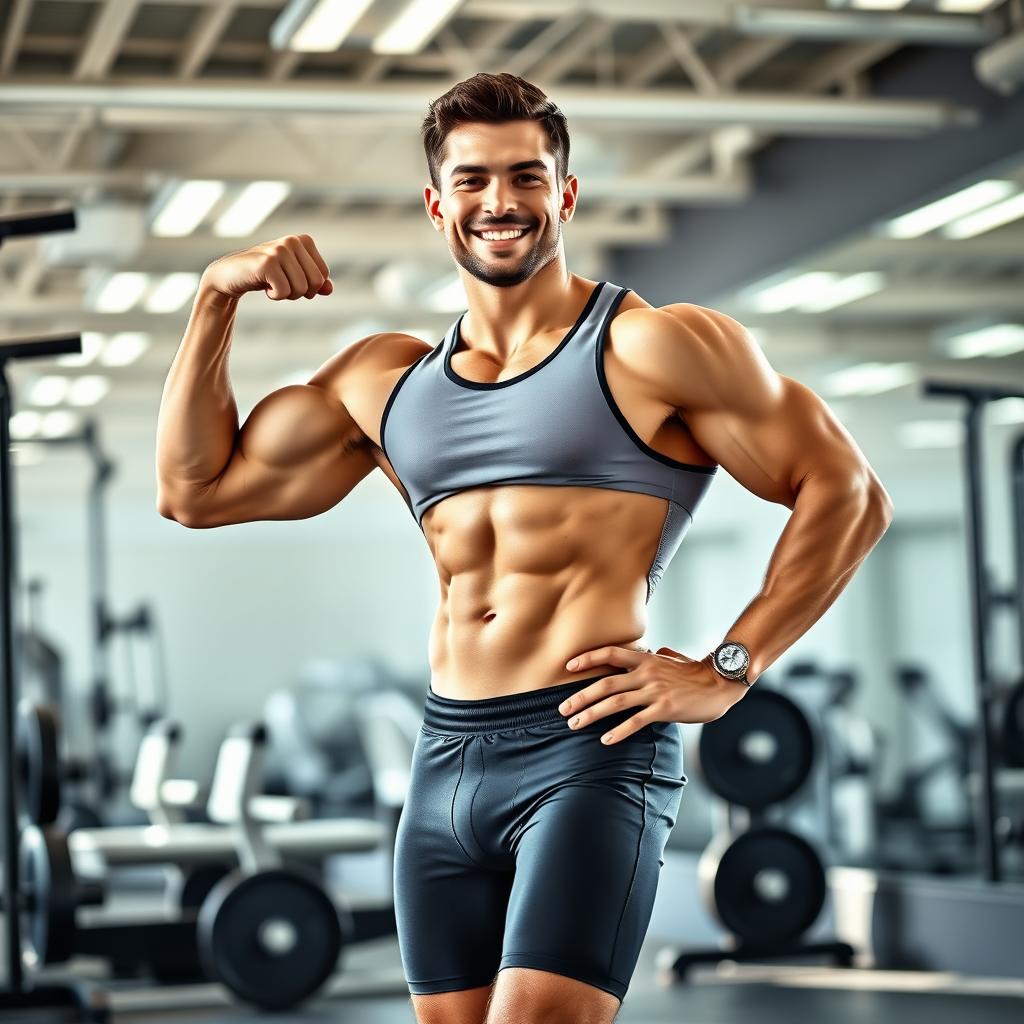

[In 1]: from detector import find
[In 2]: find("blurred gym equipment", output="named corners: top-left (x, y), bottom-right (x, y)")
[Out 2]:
top-left (0, 206), bottom-right (108, 1019)
top-left (659, 682), bottom-right (854, 980)
top-left (262, 655), bottom-right (388, 817)
top-left (18, 420), bottom-right (170, 825)
top-left (922, 380), bottom-right (1024, 881)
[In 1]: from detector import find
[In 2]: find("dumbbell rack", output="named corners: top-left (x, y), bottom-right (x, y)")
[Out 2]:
top-left (0, 208), bottom-right (108, 1019)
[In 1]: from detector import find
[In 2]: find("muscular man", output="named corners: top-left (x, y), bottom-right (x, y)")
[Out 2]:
top-left (156, 73), bottom-right (893, 1024)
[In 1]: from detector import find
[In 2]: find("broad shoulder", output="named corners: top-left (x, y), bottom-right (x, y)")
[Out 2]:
top-left (610, 299), bottom-right (780, 415)
top-left (309, 331), bottom-right (433, 410)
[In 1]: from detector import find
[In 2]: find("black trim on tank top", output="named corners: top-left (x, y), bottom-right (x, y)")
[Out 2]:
top-left (379, 342), bottom-right (438, 463)
top-left (596, 288), bottom-right (718, 476)
top-left (444, 281), bottom-right (606, 391)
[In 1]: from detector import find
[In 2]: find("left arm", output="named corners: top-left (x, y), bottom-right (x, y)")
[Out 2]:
top-left (560, 303), bottom-right (894, 741)
top-left (653, 302), bottom-right (895, 687)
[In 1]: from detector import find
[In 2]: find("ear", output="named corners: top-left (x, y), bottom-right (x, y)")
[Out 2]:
top-left (559, 173), bottom-right (579, 224)
top-left (423, 184), bottom-right (444, 233)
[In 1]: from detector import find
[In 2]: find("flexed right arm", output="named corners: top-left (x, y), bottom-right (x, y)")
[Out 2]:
top-left (155, 234), bottom-right (377, 528)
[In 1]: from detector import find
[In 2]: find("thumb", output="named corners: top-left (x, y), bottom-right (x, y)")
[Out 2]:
top-left (656, 645), bottom-right (689, 660)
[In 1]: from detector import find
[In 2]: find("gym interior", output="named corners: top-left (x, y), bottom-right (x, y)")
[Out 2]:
top-left (2, 1), bottom-right (1024, 1021)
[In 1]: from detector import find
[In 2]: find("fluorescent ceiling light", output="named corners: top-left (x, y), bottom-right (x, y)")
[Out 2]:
top-left (151, 180), bottom-right (226, 237)
top-left (882, 180), bottom-right (1016, 239)
top-left (288, 0), bottom-right (375, 53)
top-left (936, 1), bottom-right (1000, 11)
top-left (423, 273), bottom-right (468, 313)
top-left (40, 411), bottom-right (80, 439)
top-left (100, 332), bottom-right (150, 367)
top-left (945, 323), bottom-right (1024, 359)
top-left (823, 361), bottom-right (917, 397)
top-left (900, 420), bottom-right (962, 449)
top-left (10, 411), bottom-right (43, 440)
top-left (796, 271), bottom-right (886, 312)
top-left (93, 272), bottom-right (149, 313)
top-left (744, 271), bottom-right (882, 314)
top-left (848, 1), bottom-right (910, 9)
top-left (145, 272), bottom-right (201, 313)
top-left (373, 0), bottom-right (463, 55)
top-left (941, 190), bottom-right (1024, 239)
top-left (29, 376), bottom-right (70, 407)
top-left (67, 376), bottom-right (111, 407)
top-left (56, 332), bottom-right (104, 367)
top-left (213, 182), bottom-right (291, 237)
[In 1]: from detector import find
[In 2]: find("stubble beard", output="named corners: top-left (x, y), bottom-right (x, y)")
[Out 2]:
top-left (449, 218), bottom-right (561, 289)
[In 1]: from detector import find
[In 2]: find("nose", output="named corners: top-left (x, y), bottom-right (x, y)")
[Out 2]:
top-left (481, 178), bottom-right (517, 219)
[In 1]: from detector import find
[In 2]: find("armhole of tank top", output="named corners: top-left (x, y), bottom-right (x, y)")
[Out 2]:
top-left (594, 289), bottom-right (718, 476)
top-left (378, 344), bottom-right (434, 462)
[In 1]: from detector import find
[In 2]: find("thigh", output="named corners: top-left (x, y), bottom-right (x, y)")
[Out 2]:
top-left (499, 720), bottom-right (685, 1002)
top-left (394, 728), bottom-right (513, 995)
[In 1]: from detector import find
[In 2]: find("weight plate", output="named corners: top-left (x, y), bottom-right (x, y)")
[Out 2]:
top-left (16, 701), bottom-right (61, 826)
top-left (697, 688), bottom-right (816, 809)
top-left (196, 868), bottom-right (343, 1010)
top-left (165, 863), bottom-right (232, 914)
top-left (699, 826), bottom-right (826, 947)
top-left (19, 823), bottom-right (78, 966)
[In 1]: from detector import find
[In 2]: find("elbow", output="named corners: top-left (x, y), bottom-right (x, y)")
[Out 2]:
top-left (865, 480), bottom-right (894, 527)
top-left (156, 494), bottom-right (206, 529)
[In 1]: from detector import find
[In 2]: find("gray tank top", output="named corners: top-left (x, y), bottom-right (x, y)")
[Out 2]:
top-left (380, 280), bottom-right (717, 602)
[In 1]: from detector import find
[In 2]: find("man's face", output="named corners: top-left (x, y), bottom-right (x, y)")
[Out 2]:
top-left (426, 121), bottom-right (576, 289)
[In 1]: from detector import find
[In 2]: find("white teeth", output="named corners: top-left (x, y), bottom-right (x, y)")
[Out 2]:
top-left (480, 228), bottom-right (526, 240)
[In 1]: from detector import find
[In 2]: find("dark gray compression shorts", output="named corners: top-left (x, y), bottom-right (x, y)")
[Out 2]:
top-left (392, 669), bottom-right (687, 1003)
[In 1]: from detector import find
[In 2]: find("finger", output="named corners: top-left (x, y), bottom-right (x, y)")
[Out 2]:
top-left (559, 670), bottom-right (637, 716)
top-left (262, 261), bottom-right (291, 301)
top-left (601, 707), bottom-right (658, 746)
top-left (287, 237), bottom-right (326, 299)
top-left (566, 645), bottom-right (643, 673)
top-left (271, 244), bottom-right (308, 299)
top-left (565, 689), bottom-right (646, 731)
top-left (297, 234), bottom-right (331, 293)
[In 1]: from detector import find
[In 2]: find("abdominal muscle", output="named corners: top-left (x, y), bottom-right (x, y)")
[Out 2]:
top-left (421, 483), bottom-right (668, 699)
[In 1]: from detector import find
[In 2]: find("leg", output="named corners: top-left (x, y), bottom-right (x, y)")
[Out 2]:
top-left (394, 729), bottom-right (512, 1009)
top-left (411, 982), bottom-right (494, 1024)
top-left (486, 967), bottom-right (619, 1024)
top-left (489, 718), bottom-right (686, 1021)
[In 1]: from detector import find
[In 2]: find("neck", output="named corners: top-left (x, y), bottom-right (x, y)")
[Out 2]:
top-left (459, 260), bottom-right (580, 358)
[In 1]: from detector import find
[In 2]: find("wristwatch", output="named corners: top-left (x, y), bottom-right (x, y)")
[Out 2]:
top-left (711, 640), bottom-right (752, 686)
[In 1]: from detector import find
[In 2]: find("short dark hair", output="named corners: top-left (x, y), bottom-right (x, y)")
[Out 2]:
top-left (421, 72), bottom-right (570, 191)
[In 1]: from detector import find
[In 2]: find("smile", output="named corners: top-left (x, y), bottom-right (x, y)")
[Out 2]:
top-left (472, 226), bottom-right (533, 245)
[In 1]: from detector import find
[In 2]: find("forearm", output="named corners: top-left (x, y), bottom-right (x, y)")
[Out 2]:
top-left (155, 277), bottom-right (241, 508)
top-left (714, 477), bottom-right (893, 686)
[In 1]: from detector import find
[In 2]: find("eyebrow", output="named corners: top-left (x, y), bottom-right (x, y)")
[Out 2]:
top-left (448, 160), bottom-right (549, 179)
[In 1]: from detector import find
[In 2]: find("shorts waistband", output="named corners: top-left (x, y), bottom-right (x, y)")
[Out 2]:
top-left (422, 669), bottom-right (628, 734)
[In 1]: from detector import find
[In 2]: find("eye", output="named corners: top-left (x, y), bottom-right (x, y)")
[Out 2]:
top-left (456, 174), bottom-right (542, 186)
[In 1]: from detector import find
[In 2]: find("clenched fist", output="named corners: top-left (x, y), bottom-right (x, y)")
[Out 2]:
top-left (201, 234), bottom-right (333, 301)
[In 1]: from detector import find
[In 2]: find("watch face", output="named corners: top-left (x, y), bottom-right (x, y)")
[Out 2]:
top-left (717, 643), bottom-right (748, 673)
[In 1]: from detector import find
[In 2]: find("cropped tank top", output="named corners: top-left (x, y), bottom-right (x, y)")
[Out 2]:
top-left (379, 280), bottom-right (717, 602)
